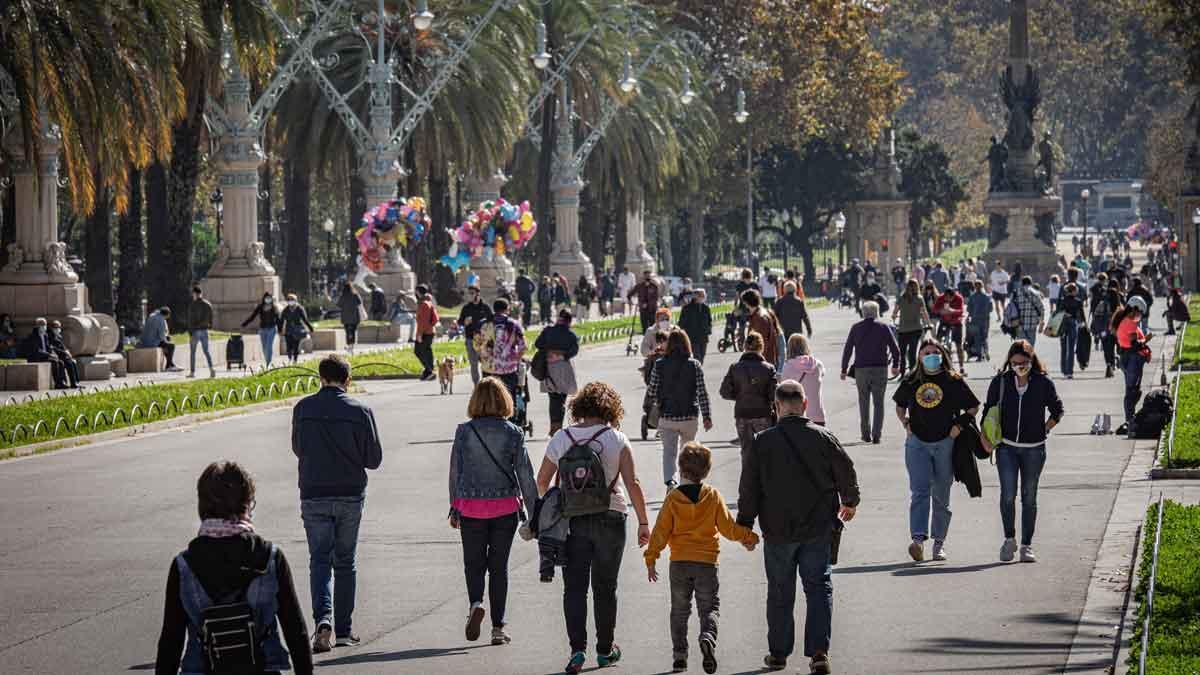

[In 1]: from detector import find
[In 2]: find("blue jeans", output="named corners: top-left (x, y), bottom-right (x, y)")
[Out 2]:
top-left (1121, 351), bottom-right (1146, 423)
top-left (764, 537), bottom-right (833, 659)
top-left (301, 496), bottom-right (366, 637)
top-left (996, 444), bottom-right (1046, 546)
top-left (259, 326), bottom-right (277, 365)
top-left (904, 435), bottom-right (955, 541)
top-left (1018, 327), bottom-right (1038, 347)
top-left (189, 329), bottom-right (213, 372)
top-left (1059, 319), bottom-right (1078, 376)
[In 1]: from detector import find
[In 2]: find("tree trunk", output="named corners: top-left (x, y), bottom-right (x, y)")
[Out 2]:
top-left (581, 188), bottom-right (604, 270)
top-left (1, 177), bottom-right (13, 269)
top-left (687, 208), bottom-right (703, 280)
top-left (146, 161), bottom-right (169, 314)
top-left (658, 220), bottom-right (674, 275)
top-left (84, 187), bottom-right (115, 315)
top-left (162, 119), bottom-right (204, 328)
top-left (614, 192), bottom-right (627, 273)
top-left (116, 167), bottom-right (145, 329)
top-left (347, 149), bottom-right (365, 267)
top-left (429, 167), bottom-right (451, 269)
top-left (283, 154), bottom-right (312, 297)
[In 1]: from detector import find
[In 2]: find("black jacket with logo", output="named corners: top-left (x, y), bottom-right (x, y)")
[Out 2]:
top-left (719, 352), bottom-right (777, 419)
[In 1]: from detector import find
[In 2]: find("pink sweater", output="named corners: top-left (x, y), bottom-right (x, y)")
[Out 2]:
top-left (780, 355), bottom-right (827, 423)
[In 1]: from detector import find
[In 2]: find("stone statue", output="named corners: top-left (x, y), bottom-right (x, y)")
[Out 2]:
top-left (2, 242), bottom-right (23, 273)
top-left (1037, 132), bottom-right (1056, 194)
top-left (1035, 212), bottom-right (1056, 247)
top-left (987, 136), bottom-right (1009, 193)
top-left (988, 213), bottom-right (1009, 248)
top-left (1001, 64), bottom-right (1040, 153)
top-left (43, 241), bottom-right (75, 280)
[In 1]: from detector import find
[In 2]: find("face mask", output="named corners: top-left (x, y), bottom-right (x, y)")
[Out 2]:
top-left (288, 300), bottom-right (298, 307)
top-left (1012, 363), bottom-right (1032, 376)
top-left (658, 320), bottom-right (670, 331)
top-left (921, 353), bottom-right (943, 371)
top-left (50, 328), bottom-right (60, 336)
top-left (37, 326), bottom-right (46, 335)
top-left (264, 298), bottom-right (273, 306)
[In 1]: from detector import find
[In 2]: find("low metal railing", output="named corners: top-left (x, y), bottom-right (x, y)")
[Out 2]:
top-left (1138, 492), bottom-right (1166, 675)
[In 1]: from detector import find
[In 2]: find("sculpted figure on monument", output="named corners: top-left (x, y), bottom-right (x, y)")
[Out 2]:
top-left (1001, 64), bottom-right (1040, 152)
top-left (1035, 212), bottom-right (1056, 247)
top-left (988, 213), bottom-right (1009, 248)
top-left (1037, 132), bottom-right (1056, 194)
top-left (987, 136), bottom-right (1010, 193)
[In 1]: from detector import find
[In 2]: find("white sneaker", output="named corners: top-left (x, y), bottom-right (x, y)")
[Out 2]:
top-left (932, 541), bottom-right (948, 561)
top-left (1019, 545), bottom-right (1037, 563)
top-left (1000, 538), bottom-right (1017, 562)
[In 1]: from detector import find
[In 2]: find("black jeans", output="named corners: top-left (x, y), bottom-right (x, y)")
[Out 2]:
top-left (1101, 333), bottom-right (1117, 367)
top-left (343, 322), bottom-right (358, 346)
top-left (693, 340), bottom-right (708, 364)
top-left (415, 334), bottom-right (435, 375)
top-left (669, 561), bottom-right (719, 659)
top-left (563, 511), bottom-right (627, 654)
top-left (897, 330), bottom-right (922, 372)
top-left (764, 536), bottom-right (832, 659)
top-left (459, 512), bottom-right (519, 627)
top-left (540, 302), bottom-right (552, 325)
top-left (520, 296), bottom-right (533, 326)
top-left (285, 335), bottom-right (303, 362)
top-left (158, 341), bottom-right (177, 368)
top-left (1121, 351), bottom-right (1146, 423)
top-left (548, 393), bottom-right (567, 428)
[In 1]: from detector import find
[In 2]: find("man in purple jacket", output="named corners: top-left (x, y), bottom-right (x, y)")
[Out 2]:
top-left (840, 300), bottom-right (901, 444)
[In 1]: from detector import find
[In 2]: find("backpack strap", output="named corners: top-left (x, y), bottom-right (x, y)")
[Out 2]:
top-left (467, 422), bottom-right (518, 490)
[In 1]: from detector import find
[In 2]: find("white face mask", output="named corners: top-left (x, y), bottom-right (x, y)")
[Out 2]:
top-left (288, 300), bottom-right (298, 307)
top-left (658, 320), bottom-right (670, 331)
top-left (264, 298), bottom-right (273, 306)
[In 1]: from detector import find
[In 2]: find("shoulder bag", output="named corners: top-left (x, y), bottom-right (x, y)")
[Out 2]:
top-left (777, 426), bottom-right (845, 564)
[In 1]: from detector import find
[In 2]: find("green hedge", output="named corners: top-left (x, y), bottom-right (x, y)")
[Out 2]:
top-left (1173, 298), bottom-right (1200, 371)
top-left (1163, 374), bottom-right (1200, 469)
top-left (1131, 500), bottom-right (1200, 674)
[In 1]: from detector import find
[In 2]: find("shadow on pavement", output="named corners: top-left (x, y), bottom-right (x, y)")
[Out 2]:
top-left (891, 561), bottom-right (1009, 576)
top-left (316, 645), bottom-right (486, 666)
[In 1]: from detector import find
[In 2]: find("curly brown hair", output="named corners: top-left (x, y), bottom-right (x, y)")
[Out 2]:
top-left (568, 381), bottom-right (625, 429)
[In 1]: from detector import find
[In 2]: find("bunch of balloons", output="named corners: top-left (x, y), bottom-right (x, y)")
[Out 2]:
top-left (356, 197), bottom-right (430, 273)
top-left (440, 198), bottom-right (537, 272)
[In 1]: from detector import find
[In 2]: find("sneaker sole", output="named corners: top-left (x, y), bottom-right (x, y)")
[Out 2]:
top-left (908, 541), bottom-right (924, 562)
top-left (700, 637), bottom-right (717, 674)
top-left (465, 606), bottom-right (485, 641)
top-left (312, 627), bottom-right (333, 654)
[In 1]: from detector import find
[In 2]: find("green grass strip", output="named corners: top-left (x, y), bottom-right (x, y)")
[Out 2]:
top-left (1163, 373), bottom-right (1200, 469)
top-left (1131, 500), bottom-right (1200, 674)
top-left (1172, 297), bottom-right (1200, 371)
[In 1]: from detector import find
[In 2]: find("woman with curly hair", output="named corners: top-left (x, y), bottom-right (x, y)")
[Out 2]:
top-left (892, 338), bottom-right (980, 562)
top-left (536, 382), bottom-right (652, 674)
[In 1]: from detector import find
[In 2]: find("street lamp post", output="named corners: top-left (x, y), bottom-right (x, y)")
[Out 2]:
top-left (735, 87), bottom-right (753, 273)
top-left (322, 217), bottom-right (336, 289)
top-left (834, 211), bottom-right (847, 268)
top-left (210, 189), bottom-right (224, 246)
top-left (1081, 188), bottom-right (1090, 259)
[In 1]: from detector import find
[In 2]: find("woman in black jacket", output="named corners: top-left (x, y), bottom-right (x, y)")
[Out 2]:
top-left (242, 293), bottom-right (282, 367)
top-left (719, 330), bottom-right (777, 465)
top-left (980, 340), bottom-right (1064, 564)
top-left (533, 309), bottom-right (580, 435)
top-left (279, 294), bottom-right (315, 363)
top-left (338, 283), bottom-right (363, 354)
top-left (1056, 283), bottom-right (1085, 379)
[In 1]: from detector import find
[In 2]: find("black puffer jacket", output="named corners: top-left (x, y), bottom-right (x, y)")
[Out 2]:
top-left (719, 352), bottom-right (777, 419)
top-left (981, 371), bottom-right (1064, 446)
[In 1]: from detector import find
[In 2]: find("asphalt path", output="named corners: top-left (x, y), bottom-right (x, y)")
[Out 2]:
top-left (0, 276), bottom-right (1154, 675)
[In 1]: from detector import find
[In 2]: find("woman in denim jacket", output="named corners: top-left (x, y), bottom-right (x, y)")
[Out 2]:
top-left (448, 377), bottom-right (539, 646)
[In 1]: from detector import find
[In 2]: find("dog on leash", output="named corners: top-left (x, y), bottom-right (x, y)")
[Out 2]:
top-left (437, 356), bottom-right (456, 395)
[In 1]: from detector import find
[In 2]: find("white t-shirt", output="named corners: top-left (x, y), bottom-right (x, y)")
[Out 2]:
top-left (617, 272), bottom-right (636, 296)
top-left (545, 424), bottom-right (629, 513)
top-left (990, 270), bottom-right (1011, 294)
top-left (759, 273), bottom-right (777, 298)
top-left (1047, 281), bottom-right (1061, 300)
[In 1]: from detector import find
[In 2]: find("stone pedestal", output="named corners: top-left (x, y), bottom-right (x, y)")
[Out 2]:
top-left (549, 179), bottom-right (594, 285)
top-left (983, 193), bottom-right (1062, 283)
top-left (623, 191), bottom-right (656, 276)
top-left (845, 199), bottom-right (911, 268)
top-left (466, 172), bottom-right (517, 299)
top-left (1180, 194), bottom-right (1200, 291)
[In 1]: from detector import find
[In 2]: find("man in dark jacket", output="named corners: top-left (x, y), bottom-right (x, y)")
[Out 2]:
top-left (457, 285), bottom-right (493, 384)
top-left (291, 355), bottom-right (383, 653)
top-left (629, 269), bottom-right (661, 332)
top-left (774, 281), bottom-right (812, 338)
top-left (187, 285), bottom-right (216, 378)
top-left (720, 331), bottom-right (777, 463)
top-left (22, 317), bottom-right (69, 388)
top-left (678, 288), bottom-right (713, 363)
top-left (515, 269), bottom-right (536, 325)
top-left (368, 283), bottom-right (387, 321)
top-left (47, 320), bottom-right (80, 387)
top-left (737, 381), bottom-right (859, 674)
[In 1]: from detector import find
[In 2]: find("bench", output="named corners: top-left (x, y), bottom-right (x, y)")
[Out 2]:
top-left (127, 346), bottom-right (165, 373)
top-left (1, 362), bottom-right (52, 391)
top-left (310, 329), bottom-right (344, 352)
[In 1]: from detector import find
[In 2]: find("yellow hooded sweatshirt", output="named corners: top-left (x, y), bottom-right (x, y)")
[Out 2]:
top-left (644, 483), bottom-right (759, 566)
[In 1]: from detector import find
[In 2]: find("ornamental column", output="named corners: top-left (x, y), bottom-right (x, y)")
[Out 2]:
top-left (199, 40), bottom-right (280, 331)
top-left (359, 60), bottom-right (414, 298)
top-left (623, 188), bottom-right (655, 275)
top-left (465, 170), bottom-right (516, 300)
top-left (548, 87), bottom-right (594, 285)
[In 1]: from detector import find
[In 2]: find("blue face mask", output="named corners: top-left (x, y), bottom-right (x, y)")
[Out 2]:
top-left (921, 353), bottom-right (943, 371)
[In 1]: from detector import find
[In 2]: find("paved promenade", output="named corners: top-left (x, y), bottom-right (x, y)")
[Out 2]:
top-left (0, 286), bottom-right (1167, 674)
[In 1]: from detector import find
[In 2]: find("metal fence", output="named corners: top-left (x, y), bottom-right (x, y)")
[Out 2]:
top-left (1165, 316), bottom-right (1189, 467)
top-left (1138, 492), bottom-right (1166, 675)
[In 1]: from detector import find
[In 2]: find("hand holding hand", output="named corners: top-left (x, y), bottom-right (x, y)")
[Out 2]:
top-left (744, 533), bottom-right (759, 551)
top-left (518, 524), bottom-right (534, 541)
top-left (448, 512), bottom-right (461, 530)
top-left (891, 367), bottom-right (900, 378)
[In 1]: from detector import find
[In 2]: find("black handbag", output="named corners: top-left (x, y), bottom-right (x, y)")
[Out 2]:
top-left (530, 350), bottom-right (549, 381)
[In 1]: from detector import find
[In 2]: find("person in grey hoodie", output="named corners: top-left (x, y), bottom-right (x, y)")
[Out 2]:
top-left (138, 306), bottom-right (181, 371)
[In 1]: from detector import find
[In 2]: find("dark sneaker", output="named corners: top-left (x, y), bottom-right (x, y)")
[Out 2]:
top-left (565, 651), bottom-right (586, 674)
top-left (465, 605), bottom-right (486, 641)
top-left (672, 657), bottom-right (688, 672)
top-left (763, 654), bottom-right (787, 671)
top-left (491, 626), bottom-right (511, 645)
top-left (311, 623), bottom-right (333, 654)
top-left (597, 644), bottom-right (622, 667)
top-left (810, 652), bottom-right (832, 674)
top-left (335, 634), bottom-right (360, 647)
top-left (700, 634), bottom-right (717, 674)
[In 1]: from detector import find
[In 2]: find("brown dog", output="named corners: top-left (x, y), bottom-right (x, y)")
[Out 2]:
top-left (437, 356), bottom-right (456, 395)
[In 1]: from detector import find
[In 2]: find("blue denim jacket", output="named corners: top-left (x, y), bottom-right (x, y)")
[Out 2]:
top-left (449, 417), bottom-right (538, 514)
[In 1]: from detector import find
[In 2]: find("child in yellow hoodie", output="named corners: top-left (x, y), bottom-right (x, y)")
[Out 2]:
top-left (646, 442), bottom-right (759, 674)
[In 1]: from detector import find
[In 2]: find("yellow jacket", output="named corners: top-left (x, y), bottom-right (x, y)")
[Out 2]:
top-left (644, 483), bottom-right (758, 566)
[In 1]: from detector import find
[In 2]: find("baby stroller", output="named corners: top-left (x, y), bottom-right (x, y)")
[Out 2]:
top-left (838, 288), bottom-right (855, 309)
top-left (511, 360), bottom-right (535, 438)
top-left (716, 310), bottom-right (744, 353)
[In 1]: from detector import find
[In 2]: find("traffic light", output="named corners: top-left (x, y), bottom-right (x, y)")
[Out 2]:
top-left (881, 238), bottom-right (889, 252)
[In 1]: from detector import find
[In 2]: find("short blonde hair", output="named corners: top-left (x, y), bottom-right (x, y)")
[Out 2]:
top-left (468, 377), bottom-right (514, 419)
top-left (744, 330), bottom-right (765, 353)
top-left (787, 333), bottom-right (811, 358)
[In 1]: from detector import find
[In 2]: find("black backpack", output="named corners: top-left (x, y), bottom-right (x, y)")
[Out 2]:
top-left (200, 585), bottom-right (264, 674)
top-left (1133, 389), bottom-right (1174, 439)
top-left (557, 428), bottom-right (618, 517)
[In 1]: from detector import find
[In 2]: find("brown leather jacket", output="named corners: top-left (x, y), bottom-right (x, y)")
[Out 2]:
top-left (747, 308), bottom-right (780, 365)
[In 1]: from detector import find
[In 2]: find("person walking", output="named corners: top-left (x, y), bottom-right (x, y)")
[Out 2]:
top-left (279, 294), bottom-right (314, 364)
top-left (415, 291), bottom-right (439, 381)
top-left (598, 269), bottom-right (616, 317)
top-left (736, 380), bottom-right (860, 674)
top-left (966, 280), bottom-right (992, 362)
top-left (368, 283), bottom-right (387, 321)
top-left (678, 288), bottom-right (714, 364)
top-left (535, 382), bottom-right (652, 674)
top-left (1056, 283), bottom-right (1085, 379)
top-left (574, 275), bottom-right (596, 321)
top-left (893, 339), bottom-right (980, 562)
top-left (534, 308), bottom-right (580, 436)
top-left (1128, 277), bottom-right (1154, 333)
top-left (646, 329), bottom-right (713, 488)
top-left (241, 292), bottom-right (281, 367)
top-left (553, 274), bottom-right (571, 315)
top-left (138, 306), bottom-right (182, 371)
top-left (892, 279), bottom-right (931, 372)
top-left (338, 283), bottom-right (364, 355)
top-left (515, 269), bottom-right (537, 326)
top-left (979, 340), bottom-right (1063, 563)
top-left (475, 298), bottom-right (527, 401)
top-left (644, 442), bottom-right (759, 674)
top-left (781, 334), bottom-right (827, 426)
top-left (1092, 281), bottom-right (1122, 378)
top-left (448, 377), bottom-right (539, 645)
top-left (1114, 296), bottom-right (1153, 436)
top-left (720, 331), bottom-right (778, 464)
top-left (990, 260), bottom-right (1011, 322)
top-left (617, 266), bottom-right (636, 316)
top-left (291, 355), bottom-right (383, 653)
top-left (629, 269), bottom-right (661, 333)
top-left (840, 301), bottom-right (901, 444)
top-left (154, 461), bottom-right (314, 675)
top-left (187, 285), bottom-right (216, 379)
top-left (458, 285), bottom-right (494, 385)
top-left (1012, 276), bottom-right (1046, 346)
top-left (744, 290), bottom-right (782, 367)
top-left (760, 267), bottom-right (778, 309)
top-left (538, 276), bottom-right (554, 325)
top-left (775, 281), bottom-right (813, 340)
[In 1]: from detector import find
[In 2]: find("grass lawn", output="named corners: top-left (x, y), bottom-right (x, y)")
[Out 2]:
top-left (1131, 500), bottom-right (1200, 674)
top-left (168, 330), bottom-right (234, 343)
top-left (1172, 297), bottom-right (1200, 371)
top-left (936, 239), bottom-right (988, 264)
top-left (1163, 373), bottom-right (1200, 469)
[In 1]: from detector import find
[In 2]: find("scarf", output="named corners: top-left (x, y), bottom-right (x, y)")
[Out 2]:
top-left (198, 518), bottom-right (255, 538)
